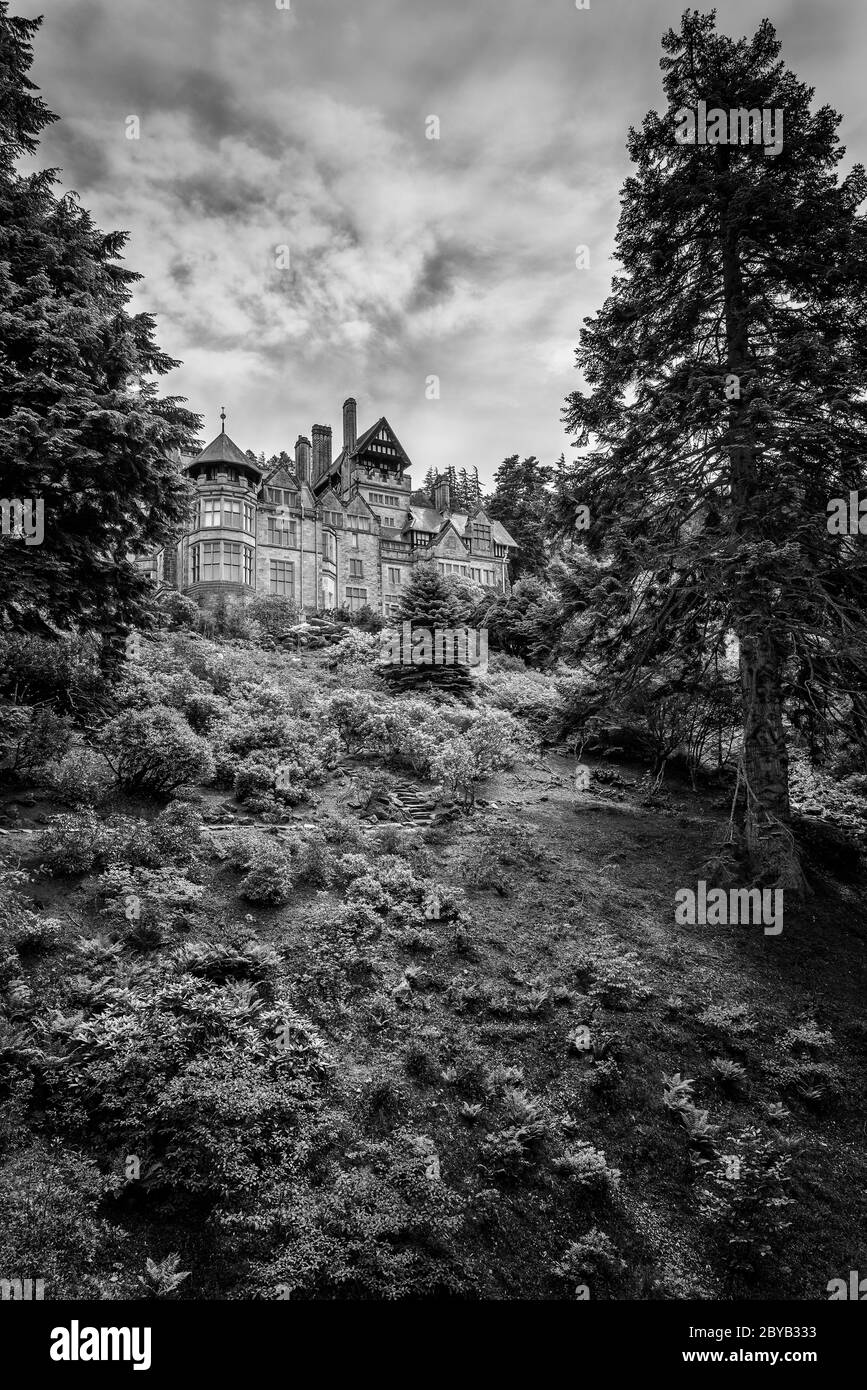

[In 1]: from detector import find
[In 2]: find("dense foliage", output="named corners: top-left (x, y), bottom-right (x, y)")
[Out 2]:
top-left (0, 2), bottom-right (199, 642)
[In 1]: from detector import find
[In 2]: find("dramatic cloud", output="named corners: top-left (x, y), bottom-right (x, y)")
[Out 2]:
top-left (21, 0), bottom-right (867, 480)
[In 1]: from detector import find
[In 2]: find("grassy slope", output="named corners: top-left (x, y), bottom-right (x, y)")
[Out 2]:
top-left (2, 641), bottom-right (866, 1300)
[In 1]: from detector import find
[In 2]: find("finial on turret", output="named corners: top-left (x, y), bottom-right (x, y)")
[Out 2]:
top-left (220, 405), bottom-right (226, 433)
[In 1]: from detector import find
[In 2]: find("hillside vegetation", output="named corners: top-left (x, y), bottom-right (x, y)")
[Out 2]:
top-left (1, 619), bottom-right (865, 1300)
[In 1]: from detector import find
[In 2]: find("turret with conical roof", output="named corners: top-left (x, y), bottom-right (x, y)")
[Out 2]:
top-left (181, 409), bottom-right (260, 603)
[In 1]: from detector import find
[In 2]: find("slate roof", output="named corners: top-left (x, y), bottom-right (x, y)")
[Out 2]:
top-left (262, 463), bottom-right (303, 491)
top-left (193, 431), bottom-right (259, 471)
top-left (405, 506), bottom-right (518, 548)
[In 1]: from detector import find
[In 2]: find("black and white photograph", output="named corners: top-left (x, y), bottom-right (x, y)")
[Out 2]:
top-left (0, 0), bottom-right (865, 1365)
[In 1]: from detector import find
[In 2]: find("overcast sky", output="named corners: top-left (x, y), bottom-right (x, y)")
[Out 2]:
top-left (21, 0), bottom-right (867, 484)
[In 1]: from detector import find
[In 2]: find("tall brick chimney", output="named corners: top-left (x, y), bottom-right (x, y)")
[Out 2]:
top-left (311, 424), bottom-right (332, 479)
top-left (343, 397), bottom-right (357, 453)
top-left (295, 435), bottom-right (312, 483)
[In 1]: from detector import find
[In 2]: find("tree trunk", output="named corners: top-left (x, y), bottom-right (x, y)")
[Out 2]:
top-left (737, 626), bottom-right (804, 889)
top-left (719, 151), bottom-right (804, 891)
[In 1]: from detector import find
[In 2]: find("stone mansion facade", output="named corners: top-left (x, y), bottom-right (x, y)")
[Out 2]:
top-left (144, 397), bottom-right (518, 619)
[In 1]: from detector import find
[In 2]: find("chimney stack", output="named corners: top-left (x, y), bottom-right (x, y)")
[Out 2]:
top-left (434, 474), bottom-right (451, 514)
top-left (295, 435), bottom-right (312, 484)
top-left (343, 397), bottom-right (357, 453)
top-left (311, 424), bottom-right (332, 479)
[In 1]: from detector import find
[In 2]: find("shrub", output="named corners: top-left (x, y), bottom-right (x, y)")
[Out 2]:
top-left (101, 705), bottom-right (214, 793)
top-left (324, 629), bottom-right (378, 669)
top-left (479, 1127), bottom-right (536, 1180)
top-left (584, 1057), bottom-right (625, 1109)
top-left (697, 1128), bottom-right (793, 1284)
top-left (157, 591), bottom-right (200, 630)
top-left (697, 1001), bottom-right (756, 1038)
top-left (327, 690), bottom-right (386, 753)
top-left (318, 812), bottom-right (367, 853)
top-left (431, 710), bottom-right (523, 810)
top-left (571, 944), bottom-right (652, 1010)
top-left (590, 952), bottom-right (652, 1009)
top-left (40, 803), bottom-right (202, 878)
top-left (239, 843), bottom-right (293, 906)
top-left (233, 754), bottom-right (280, 807)
top-left (216, 711), bottom-right (337, 803)
top-left (0, 1141), bottom-right (132, 1299)
top-left (42, 972), bottom-right (334, 1207)
top-left (46, 746), bottom-right (113, 806)
top-left (551, 1142), bottom-right (621, 1197)
top-left (553, 1228), bottom-right (625, 1289)
top-left (220, 828), bottom-right (266, 872)
top-left (486, 669), bottom-right (561, 732)
top-left (388, 718), bottom-right (448, 779)
top-left (0, 870), bottom-right (62, 954)
top-left (290, 833), bottom-right (334, 888)
top-left (8, 913), bottom-right (63, 954)
top-left (38, 810), bottom-right (106, 875)
top-left (96, 867), bottom-right (205, 942)
top-left (781, 1020), bottom-right (834, 1055)
top-left (246, 594), bottom-right (299, 645)
top-left (237, 1134), bottom-right (469, 1299)
top-left (0, 632), bottom-right (106, 717)
top-left (149, 802), bottom-right (204, 864)
top-left (0, 703), bottom-right (72, 778)
top-left (173, 939), bottom-right (281, 992)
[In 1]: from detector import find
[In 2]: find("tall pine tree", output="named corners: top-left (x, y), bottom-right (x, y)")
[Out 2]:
top-left (487, 454), bottom-right (554, 578)
top-left (561, 12), bottom-right (867, 887)
top-left (0, 4), bottom-right (199, 642)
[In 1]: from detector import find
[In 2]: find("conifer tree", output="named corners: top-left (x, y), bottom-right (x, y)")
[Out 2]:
top-left (560, 12), bottom-right (867, 886)
top-left (397, 560), bottom-right (461, 630)
top-left (0, 3), bottom-right (199, 642)
top-left (487, 455), bottom-right (553, 578)
top-left (389, 561), bottom-right (469, 692)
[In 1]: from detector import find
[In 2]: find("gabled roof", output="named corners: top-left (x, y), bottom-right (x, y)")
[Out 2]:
top-left (318, 486), bottom-right (342, 512)
top-left (407, 505), bottom-right (443, 534)
top-left (192, 431), bottom-right (258, 472)
top-left (261, 464), bottom-right (302, 492)
top-left (312, 444), bottom-right (346, 494)
top-left (448, 512), bottom-right (519, 548)
top-left (404, 506), bottom-right (517, 549)
top-left (490, 520), bottom-right (518, 548)
top-left (345, 492), bottom-right (377, 518)
top-left (352, 416), bottom-right (412, 471)
top-left (431, 521), bottom-right (469, 557)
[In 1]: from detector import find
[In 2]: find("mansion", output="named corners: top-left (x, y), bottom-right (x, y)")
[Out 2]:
top-left (145, 397), bottom-right (517, 619)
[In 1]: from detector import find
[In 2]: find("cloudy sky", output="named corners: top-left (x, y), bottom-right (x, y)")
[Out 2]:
top-left (21, 0), bottom-right (867, 484)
